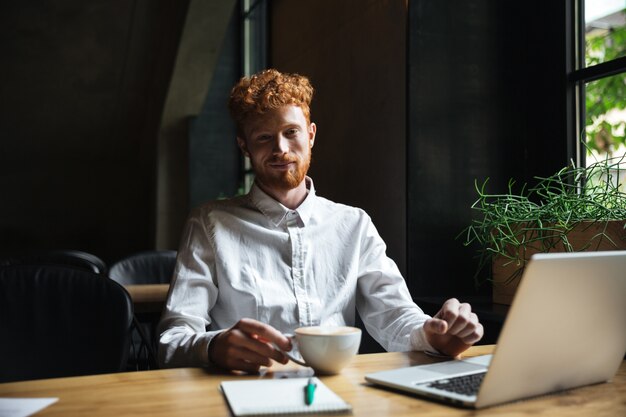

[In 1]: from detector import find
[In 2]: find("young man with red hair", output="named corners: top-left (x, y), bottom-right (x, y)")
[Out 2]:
top-left (158, 69), bottom-right (483, 372)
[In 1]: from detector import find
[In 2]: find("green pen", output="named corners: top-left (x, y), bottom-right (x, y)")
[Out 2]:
top-left (305, 377), bottom-right (317, 405)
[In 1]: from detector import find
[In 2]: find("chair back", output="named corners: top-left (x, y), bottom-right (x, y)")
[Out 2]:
top-left (0, 264), bottom-right (133, 382)
top-left (108, 250), bottom-right (177, 285)
top-left (0, 250), bottom-right (107, 274)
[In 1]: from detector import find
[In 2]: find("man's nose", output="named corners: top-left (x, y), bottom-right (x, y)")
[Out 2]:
top-left (273, 134), bottom-right (289, 153)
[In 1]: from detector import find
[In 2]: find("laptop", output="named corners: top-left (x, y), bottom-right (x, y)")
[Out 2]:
top-left (365, 251), bottom-right (626, 408)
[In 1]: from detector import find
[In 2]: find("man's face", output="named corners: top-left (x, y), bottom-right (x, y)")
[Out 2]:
top-left (237, 105), bottom-right (316, 193)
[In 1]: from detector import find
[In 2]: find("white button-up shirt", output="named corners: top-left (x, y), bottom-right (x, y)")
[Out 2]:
top-left (158, 178), bottom-right (434, 368)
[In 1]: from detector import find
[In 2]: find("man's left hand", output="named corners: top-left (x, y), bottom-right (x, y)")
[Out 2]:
top-left (423, 298), bottom-right (484, 357)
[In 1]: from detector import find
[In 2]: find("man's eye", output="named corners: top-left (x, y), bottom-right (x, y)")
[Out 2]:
top-left (285, 129), bottom-right (298, 136)
top-left (256, 135), bottom-right (271, 141)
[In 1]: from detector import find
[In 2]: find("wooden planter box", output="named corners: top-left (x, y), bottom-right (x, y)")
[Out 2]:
top-left (492, 220), bottom-right (626, 305)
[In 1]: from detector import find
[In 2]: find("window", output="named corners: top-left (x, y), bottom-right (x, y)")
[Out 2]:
top-left (570, 0), bottom-right (626, 182)
top-left (240, 0), bottom-right (269, 193)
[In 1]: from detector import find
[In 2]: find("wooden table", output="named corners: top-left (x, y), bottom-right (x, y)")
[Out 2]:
top-left (1, 345), bottom-right (624, 416)
top-left (123, 284), bottom-right (169, 314)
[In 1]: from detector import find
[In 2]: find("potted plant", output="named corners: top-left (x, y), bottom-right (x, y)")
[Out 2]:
top-left (460, 156), bottom-right (626, 305)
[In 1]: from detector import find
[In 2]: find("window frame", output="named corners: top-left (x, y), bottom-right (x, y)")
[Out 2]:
top-left (568, 0), bottom-right (626, 167)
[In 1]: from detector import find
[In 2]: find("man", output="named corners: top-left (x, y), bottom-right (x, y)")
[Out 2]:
top-left (158, 69), bottom-right (483, 372)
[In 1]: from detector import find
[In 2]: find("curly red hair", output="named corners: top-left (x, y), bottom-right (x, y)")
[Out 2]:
top-left (228, 69), bottom-right (314, 137)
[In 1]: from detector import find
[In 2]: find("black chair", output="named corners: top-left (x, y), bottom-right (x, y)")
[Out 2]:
top-left (108, 250), bottom-right (177, 370)
top-left (0, 264), bottom-right (133, 383)
top-left (108, 250), bottom-right (177, 285)
top-left (0, 250), bottom-right (107, 274)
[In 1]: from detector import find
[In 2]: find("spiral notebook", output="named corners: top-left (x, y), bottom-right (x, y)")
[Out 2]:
top-left (220, 377), bottom-right (352, 416)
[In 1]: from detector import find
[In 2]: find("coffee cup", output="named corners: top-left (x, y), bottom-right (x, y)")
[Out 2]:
top-left (284, 326), bottom-right (361, 374)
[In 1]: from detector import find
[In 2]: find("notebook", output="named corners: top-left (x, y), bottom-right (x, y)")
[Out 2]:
top-left (365, 251), bottom-right (626, 408)
top-left (220, 377), bottom-right (352, 416)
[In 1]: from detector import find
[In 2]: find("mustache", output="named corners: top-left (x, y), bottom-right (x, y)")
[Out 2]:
top-left (268, 155), bottom-right (299, 164)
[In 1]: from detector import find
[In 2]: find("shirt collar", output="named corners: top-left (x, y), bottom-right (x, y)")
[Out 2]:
top-left (249, 177), bottom-right (316, 227)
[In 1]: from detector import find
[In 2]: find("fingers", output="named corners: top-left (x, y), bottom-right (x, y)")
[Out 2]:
top-left (225, 329), bottom-right (285, 364)
top-left (455, 313), bottom-right (482, 343)
top-left (423, 318), bottom-right (448, 335)
top-left (236, 318), bottom-right (292, 351)
top-left (210, 318), bottom-right (291, 372)
top-left (445, 302), bottom-right (471, 336)
top-left (428, 298), bottom-right (484, 347)
top-left (461, 321), bottom-right (484, 345)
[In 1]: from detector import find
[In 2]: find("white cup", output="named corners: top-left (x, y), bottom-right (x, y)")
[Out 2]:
top-left (285, 326), bottom-right (361, 374)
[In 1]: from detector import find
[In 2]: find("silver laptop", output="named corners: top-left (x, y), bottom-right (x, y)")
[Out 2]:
top-left (365, 251), bottom-right (626, 408)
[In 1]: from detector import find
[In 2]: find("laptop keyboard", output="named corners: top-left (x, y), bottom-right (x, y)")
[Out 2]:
top-left (426, 372), bottom-right (486, 396)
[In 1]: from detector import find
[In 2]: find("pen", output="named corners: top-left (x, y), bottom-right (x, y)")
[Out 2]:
top-left (305, 377), bottom-right (317, 405)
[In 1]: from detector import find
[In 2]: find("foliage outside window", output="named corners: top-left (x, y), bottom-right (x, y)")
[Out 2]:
top-left (583, 5), bottom-right (626, 166)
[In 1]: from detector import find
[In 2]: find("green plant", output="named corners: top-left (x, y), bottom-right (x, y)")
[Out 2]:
top-left (460, 156), bottom-right (626, 287)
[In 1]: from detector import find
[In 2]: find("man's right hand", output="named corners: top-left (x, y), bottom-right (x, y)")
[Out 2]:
top-left (208, 318), bottom-right (292, 373)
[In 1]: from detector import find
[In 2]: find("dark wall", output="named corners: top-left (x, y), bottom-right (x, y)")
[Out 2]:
top-left (407, 0), bottom-right (569, 297)
top-left (189, 8), bottom-right (241, 208)
top-left (0, 1), bottom-right (188, 263)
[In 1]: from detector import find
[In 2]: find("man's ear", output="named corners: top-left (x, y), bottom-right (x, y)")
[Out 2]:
top-left (308, 123), bottom-right (317, 148)
top-left (236, 136), bottom-right (250, 157)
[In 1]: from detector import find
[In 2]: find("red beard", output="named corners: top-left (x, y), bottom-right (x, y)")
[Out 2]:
top-left (255, 152), bottom-right (311, 191)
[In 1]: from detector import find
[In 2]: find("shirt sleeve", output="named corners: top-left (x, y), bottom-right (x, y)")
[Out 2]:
top-left (355, 214), bottom-right (437, 353)
top-left (157, 207), bottom-right (222, 368)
